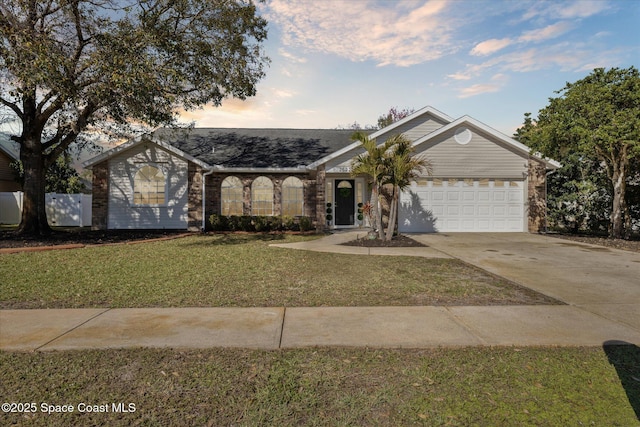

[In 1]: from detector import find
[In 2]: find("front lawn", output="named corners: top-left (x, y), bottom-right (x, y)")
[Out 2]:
top-left (0, 234), bottom-right (557, 308)
top-left (1, 346), bottom-right (637, 426)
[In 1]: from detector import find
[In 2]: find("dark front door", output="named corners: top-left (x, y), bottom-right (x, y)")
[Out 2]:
top-left (335, 180), bottom-right (355, 225)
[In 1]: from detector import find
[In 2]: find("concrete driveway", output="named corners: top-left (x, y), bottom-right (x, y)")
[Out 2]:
top-left (411, 233), bottom-right (640, 332)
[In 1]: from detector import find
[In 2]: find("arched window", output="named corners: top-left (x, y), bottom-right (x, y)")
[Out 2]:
top-left (221, 176), bottom-right (243, 216)
top-left (251, 176), bottom-right (273, 216)
top-left (282, 176), bottom-right (304, 216)
top-left (133, 165), bottom-right (165, 205)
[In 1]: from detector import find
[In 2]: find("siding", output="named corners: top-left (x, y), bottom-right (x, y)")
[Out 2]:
top-left (108, 144), bottom-right (189, 229)
top-left (377, 113), bottom-right (449, 144)
top-left (415, 126), bottom-right (528, 179)
top-left (0, 151), bottom-right (21, 192)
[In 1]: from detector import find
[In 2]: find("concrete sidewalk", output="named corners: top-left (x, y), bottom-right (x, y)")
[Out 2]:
top-left (2, 231), bottom-right (639, 351)
top-left (2, 305), bottom-right (639, 351)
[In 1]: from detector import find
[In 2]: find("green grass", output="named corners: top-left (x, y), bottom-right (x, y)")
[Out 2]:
top-left (1, 346), bottom-right (638, 426)
top-left (0, 234), bottom-right (556, 308)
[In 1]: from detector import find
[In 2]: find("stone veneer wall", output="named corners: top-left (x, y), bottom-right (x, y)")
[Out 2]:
top-left (204, 172), bottom-right (318, 229)
top-left (314, 166), bottom-right (325, 232)
top-left (187, 164), bottom-right (203, 231)
top-left (528, 157), bottom-right (547, 233)
top-left (91, 162), bottom-right (109, 230)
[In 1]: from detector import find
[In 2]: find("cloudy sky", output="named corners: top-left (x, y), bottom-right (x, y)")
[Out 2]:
top-left (180, 0), bottom-right (639, 135)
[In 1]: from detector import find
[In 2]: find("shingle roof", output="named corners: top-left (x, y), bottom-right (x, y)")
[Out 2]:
top-left (152, 128), bottom-right (356, 168)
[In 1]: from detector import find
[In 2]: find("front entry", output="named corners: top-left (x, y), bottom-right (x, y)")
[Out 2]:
top-left (335, 180), bottom-right (355, 225)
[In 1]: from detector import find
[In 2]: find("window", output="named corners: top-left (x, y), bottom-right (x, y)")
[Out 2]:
top-left (282, 177), bottom-right (304, 216)
top-left (251, 176), bottom-right (273, 215)
top-left (221, 176), bottom-right (243, 216)
top-left (133, 165), bottom-right (165, 205)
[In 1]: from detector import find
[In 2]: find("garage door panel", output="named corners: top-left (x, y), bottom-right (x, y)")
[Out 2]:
top-left (399, 180), bottom-right (525, 233)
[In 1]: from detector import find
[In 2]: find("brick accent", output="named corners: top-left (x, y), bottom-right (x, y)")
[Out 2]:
top-left (315, 166), bottom-right (326, 231)
top-left (528, 157), bottom-right (547, 233)
top-left (91, 162), bottom-right (109, 230)
top-left (187, 164), bottom-right (203, 231)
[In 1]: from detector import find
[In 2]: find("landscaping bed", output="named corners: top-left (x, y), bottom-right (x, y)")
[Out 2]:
top-left (342, 234), bottom-right (426, 247)
top-left (0, 228), bottom-right (190, 249)
top-left (552, 233), bottom-right (640, 253)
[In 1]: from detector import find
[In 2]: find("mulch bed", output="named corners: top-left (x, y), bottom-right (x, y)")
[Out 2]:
top-left (341, 234), bottom-right (426, 248)
top-left (550, 234), bottom-right (640, 253)
top-left (0, 229), bottom-right (191, 249)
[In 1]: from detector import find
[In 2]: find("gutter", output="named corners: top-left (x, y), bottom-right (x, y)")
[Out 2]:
top-left (201, 169), bottom-right (215, 231)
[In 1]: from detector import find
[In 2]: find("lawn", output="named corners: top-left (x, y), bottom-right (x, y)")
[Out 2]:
top-left (1, 346), bottom-right (638, 426)
top-left (0, 234), bottom-right (557, 308)
top-left (3, 233), bottom-right (637, 425)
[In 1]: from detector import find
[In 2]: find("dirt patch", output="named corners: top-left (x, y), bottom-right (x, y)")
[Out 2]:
top-left (0, 229), bottom-right (192, 249)
top-left (550, 234), bottom-right (640, 253)
top-left (341, 234), bottom-right (426, 248)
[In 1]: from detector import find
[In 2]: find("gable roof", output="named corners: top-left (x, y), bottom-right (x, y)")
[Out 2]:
top-left (0, 133), bottom-right (19, 161)
top-left (309, 105), bottom-right (454, 168)
top-left (412, 116), bottom-right (561, 169)
top-left (83, 128), bottom-right (356, 171)
top-left (367, 105), bottom-right (454, 140)
top-left (82, 134), bottom-right (211, 169)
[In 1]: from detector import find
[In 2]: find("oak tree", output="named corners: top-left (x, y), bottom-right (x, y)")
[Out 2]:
top-left (0, 0), bottom-right (269, 234)
top-left (516, 67), bottom-right (640, 239)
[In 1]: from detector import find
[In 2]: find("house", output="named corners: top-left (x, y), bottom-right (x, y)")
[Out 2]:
top-left (0, 137), bottom-right (21, 192)
top-left (83, 106), bottom-right (559, 233)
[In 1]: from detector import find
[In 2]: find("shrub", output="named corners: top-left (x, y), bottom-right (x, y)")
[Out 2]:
top-left (209, 214), bottom-right (228, 231)
top-left (299, 216), bottom-right (312, 232)
top-left (281, 215), bottom-right (297, 231)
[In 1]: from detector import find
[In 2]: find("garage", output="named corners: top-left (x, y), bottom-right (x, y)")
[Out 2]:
top-left (398, 178), bottom-right (526, 233)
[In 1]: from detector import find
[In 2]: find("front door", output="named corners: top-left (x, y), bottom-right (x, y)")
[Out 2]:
top-left (335, 180), bottom-right (355, 225)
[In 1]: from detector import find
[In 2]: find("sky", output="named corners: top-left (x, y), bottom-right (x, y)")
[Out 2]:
top-left (179, 0), bottom-right (639, 136)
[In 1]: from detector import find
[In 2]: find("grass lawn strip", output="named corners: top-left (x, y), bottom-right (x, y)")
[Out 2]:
top-left (1, 346), bottom-right (637, 426)
top-left (0, 234), bottom-right (556, 309)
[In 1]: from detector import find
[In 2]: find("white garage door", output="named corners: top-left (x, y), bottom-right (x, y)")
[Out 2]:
top-left (399, 179), bottom-right (525, 232)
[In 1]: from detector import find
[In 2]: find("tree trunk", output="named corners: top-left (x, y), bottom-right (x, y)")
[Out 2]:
top-left (609, 162), bottom-right (627, 239)
top-left (375, 186), bottom-right (384, 240)
top-left (17, 134), bottom-right (52, 235)
top-left (385, 186), bottom-right (398, 241)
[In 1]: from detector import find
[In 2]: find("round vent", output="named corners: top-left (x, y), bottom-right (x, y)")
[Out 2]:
top-left (454, 127), bottom-right (472, 145)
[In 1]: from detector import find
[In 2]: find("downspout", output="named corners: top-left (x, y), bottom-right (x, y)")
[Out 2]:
top-left (201, 169), bottom-right (215, 231)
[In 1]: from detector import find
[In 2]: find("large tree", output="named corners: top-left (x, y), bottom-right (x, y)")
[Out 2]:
top-left (0, 0), bottom-right (269, 235)
top-left (516, 67), bottom-right (640, 239)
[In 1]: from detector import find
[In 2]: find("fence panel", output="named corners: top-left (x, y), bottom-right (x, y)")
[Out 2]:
top-left (1, 192), bottom-right (91, 226)
top-left (0, 191), bottom-right (22, 224)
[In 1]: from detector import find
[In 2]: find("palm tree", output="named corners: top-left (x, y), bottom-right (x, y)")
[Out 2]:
top-left (350, 131), bottom-right (394, 239)
top-left (383, 135), bottom-right (432, 241)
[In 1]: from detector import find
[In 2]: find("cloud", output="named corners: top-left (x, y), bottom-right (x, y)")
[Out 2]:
top-left (518, 22), bottom-right (574, 43)
top-left (458, 83), bottom-right (501, 98)
top-left (447, 72), bottom-right (472, 81)
top-left (278, 48), bottom-right (307, 63)
top-left (522, 0), bottom-right (611, 21)
top-left (470, 38), bottom-right (512, 56)
top-left (457, 73), bottom-right (508, 98)
top-left (265, 0), bottom-right (455, 67)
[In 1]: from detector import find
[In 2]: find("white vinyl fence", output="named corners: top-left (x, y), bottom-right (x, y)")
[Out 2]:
top-left (0, 192), bottom-right (92, 226)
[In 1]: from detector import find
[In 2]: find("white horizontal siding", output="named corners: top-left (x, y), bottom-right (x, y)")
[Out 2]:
top-left (377, 113), bottom-right (448, 144)
top-left (415, 126), bottom-right (528, 179)
top-left (108, 145), bottom-right (188, 229)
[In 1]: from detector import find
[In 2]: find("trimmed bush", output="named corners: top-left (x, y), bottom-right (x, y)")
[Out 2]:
top-left (208, 215), bottom-right (312, 232)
